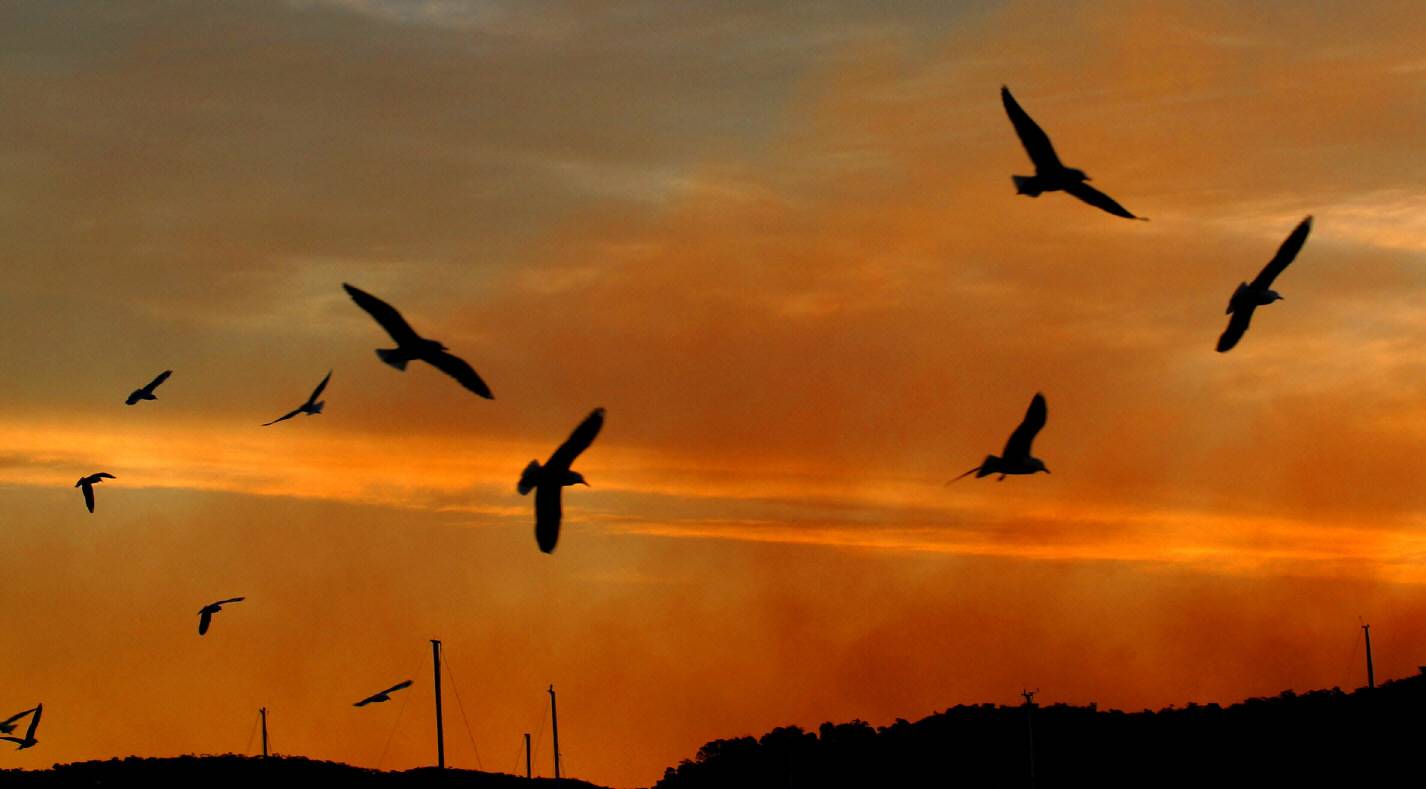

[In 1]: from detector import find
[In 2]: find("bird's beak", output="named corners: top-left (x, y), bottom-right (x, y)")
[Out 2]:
top-left (580, 480), bottom-right (591, 487)
top-left (1042, 468), bottom-right (1052, 474)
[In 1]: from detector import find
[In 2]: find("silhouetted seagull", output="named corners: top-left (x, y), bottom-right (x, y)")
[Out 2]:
top-left (262, 370), bottom-right (332, 426)
top-left (197, 597), bottom-right (245, 636)
top-left (354, 680), bottom-right (413, 707)
top-left (1002, 86), bottom-right (1145, 221)
top-left (75, 473), bottom-right (115, 513)
top-left (1217, 216), bottom-right (1313, 353)
top-left (342, 283), bottom-right (493, 399)
top-left (125, 370), bottom-right (172, 406)
top-left (952, 393), bottom-right (1050, 481)
top-left (0, 707), bottom-right (36, 735)
top-left (520, 408), bottom-right (604, 553)
top-left (0, 703), bottom-right (40, 750)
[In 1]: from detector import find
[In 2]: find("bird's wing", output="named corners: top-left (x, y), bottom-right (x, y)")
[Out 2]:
top-left (262, 408), bottom-right (302, 427)
top-left (198, 610), bottom-right (212, 635)
top-left (146, 370), bottom-right (173, 391)
top-left (1001, 86), bottom-right (1063, 171)
top-left (82, 484), bottom-right (95, 513)
top-left (95, 473), bottom-right (115, 479)
top-left (216, 597), bottom-right (245, 605)
top-left (1250, 215), bottom-right (1312, 290)
top-left (0, 708), bottom-right (36, 728)
top-left (25, 706), bottom-right (39, 740)
top-left (1002, 393), bottom-right (1048, 461)
top-left (353, 696), bottom-right (374, 707)
top-left (546, 408), bottom-right (605, 471)
top-left (381, 679), bottom-right (413, 696)
top-left (307, 370), bottom-right (333, 403)
top-left (0, 737), bottom-right (23, 745)
top-left (1216, 305), bottom-right (1256, 352)
top-left (1062, 181), bottom-right (1143, 220)
top-left (426, 351), bottom-right (493, 399)
top-left (535, 483), bottom-right (562, 553)
top-left (342, 283), bottom-right (422, 345)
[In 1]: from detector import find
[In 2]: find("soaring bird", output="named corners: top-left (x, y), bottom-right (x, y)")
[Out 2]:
top-left (0, 707), bottom-right (37, 735)
top-left (262, 370), bottom-right (333, 426)
top-left (354, 680), bottom-right (413, 707)
top-left (74, 473), bottom-right (116, 514)
top-left (0, 704), bottom-right (40, 750)
top-left (197, 597), bottom-right (246, 636)
top-left (125, 370), bottom-right (172, 406)
top-left (519, 408), bottom-right (604, 553)
top-left (342, 283), bottom-right (493, 399)
top-left (1216, 216), bottom-right (1313, 353)
top-left (1001, 86), bottom-right (1145, 221)
top-left (952, 393), bottom-right (1051, 481)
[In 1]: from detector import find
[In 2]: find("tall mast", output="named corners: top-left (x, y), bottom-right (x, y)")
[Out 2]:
top-left (1021, 689), bottom-right (1038, 789)
top-left (525, 732), bottom-right (533, 779)
top-left (432, 639), bottom-right (446, 768)
top-left (259, 707), bottom-right (269, 758)
top-left (1362, 624), bottom-right (1376, 690)
top-left (548, 684), bottom-right (561, 783)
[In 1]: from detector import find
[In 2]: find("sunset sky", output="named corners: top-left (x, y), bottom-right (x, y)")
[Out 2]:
top-left (6, 1), bottom-right (1426, 785)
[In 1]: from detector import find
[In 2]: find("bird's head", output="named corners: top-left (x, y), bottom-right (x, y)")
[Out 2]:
top-left (1030, 459), bottom-right (1050, 475)
top-left (1067, 168), bottom-right (1089, 182)
top-left (566, 471), bottom-right (589, 487)
top-left (1266, 289), bottom-right (1284, 303)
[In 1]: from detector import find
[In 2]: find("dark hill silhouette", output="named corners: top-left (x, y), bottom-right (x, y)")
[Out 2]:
top-left (656, 669), bottom-right (1426, 788)
top-left (0, 754), bottom-right (610, 789)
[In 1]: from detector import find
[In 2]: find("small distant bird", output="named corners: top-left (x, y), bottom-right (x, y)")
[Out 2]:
top-left (1216, 216), bottom-right (1313, 353)
top-left (354, 680), bottom-right (413, 707)
top-left (952, 393), bottom-right (1051, 481)
top-left (342, 283), bottom-right (493, 399)
top-left (0, 707), bottom-right (37, 735)
top-left (125, 370), bottom-right (172, 406)
top-left (0, 703), bottom-right (40, 750)
top-left (1001, 86), bottom-right (1145, 221)
top-left (262, 370), bottom-right (333, 426)
top-left (74, 473), bottom-right (116, 514)
top-left (520, 408), bottom-right (604, 553)
top-left (197, 597), bottom-right (245, 636)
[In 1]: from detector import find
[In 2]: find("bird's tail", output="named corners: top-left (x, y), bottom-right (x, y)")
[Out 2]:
top-left (376, 348), bottom-right (409, 371)
top-left (948, 456), bottom-right (997, 484)
top-left (1012, 175), bottom-right (1043, 197)
top-left (311, 400), bottom-right (325, 415)
top-left (518, 460), bottom-right (541, 495)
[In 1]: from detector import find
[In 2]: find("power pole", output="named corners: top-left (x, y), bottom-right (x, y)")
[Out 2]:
top-left (1021, 689), bottom-right (1038, 789)
top-left (525, 732), bottom-right (533, 779)
top-left (548, 684), bottom-right (561, 783)
top-left (1363, 624), bottom-right (1376, 690)
top-left (259, 707), bottom-right (269, 758)
top-left (432, 639), bottom-right (446, 769)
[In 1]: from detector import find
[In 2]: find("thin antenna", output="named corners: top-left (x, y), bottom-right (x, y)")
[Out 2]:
top-left (525, 732), bottom-right (533, 779)
top-left (549, 684), bottom-right (561, 783)
top-left (432, 639), bottom-right (446, 768)
top-left (260, 707), bottom-right (269, 758)
top-left (1021, 689), bottom-right (1038, 789)
top-left (1362, 624), bottom-right (1376, 690)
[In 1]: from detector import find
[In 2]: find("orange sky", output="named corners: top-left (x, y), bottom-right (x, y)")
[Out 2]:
top-left (5, 1), bottom-right (1426, 786)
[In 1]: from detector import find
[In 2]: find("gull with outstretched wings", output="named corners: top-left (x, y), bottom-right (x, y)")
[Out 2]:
top-left (75, 473), bottom-right (116, 514)
top-left (0, 707), bottom-right (37, 735)
top-left (197, 597), bottom-right (246, 636)
top-left (951, 394), bottom-right (1051, 482)
top-left (519, 408), bottom-right (604, 553)
top-left (1217, 216), bottom-right (1313, 353)
top-left (342, 283), bottom-right (493, 399)
top-left (354, 680), bottom-right (413, 707)
top-left (1002, 86), bottom-right (1145, 221)
top-left (125, 370), bottom-right (172, 406)
top-left (263, 371), bottom-right (333, 426)
top-left (0, 703), bottom-right (40, 750)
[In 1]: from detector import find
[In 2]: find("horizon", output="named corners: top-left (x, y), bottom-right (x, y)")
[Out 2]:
top-left (5, 2), bottom-right (1426, 787)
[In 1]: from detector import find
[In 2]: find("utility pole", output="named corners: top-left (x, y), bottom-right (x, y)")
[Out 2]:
top-left (432, 639), bottom-right (446, 769)
top-left (525, 732), bottom-right (533, 779)
top-left (1363, 624), bottom-right (1376, 690)
top-left (548, 684), bottom-right (561, 783)
top-left (1021, 689), bottom-right (1038, 789)
top-left (259, 707), bottom-right (269, 758)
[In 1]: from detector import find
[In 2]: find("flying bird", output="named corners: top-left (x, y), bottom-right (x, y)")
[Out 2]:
top-left (1001, 86), bottom-right (1146, 221)
top-left (519, 408), bottom-right (604, 553)
top-left (0, 707), bottom-right (37, 736)
top-left (951, 393), bottom-right (1051, 482)
top-left (262, 370), bottom-right (333, 426)
top-left (74, 473), bottom-right (116, 514)
top-left (342, 283), bottom-right (493, 399)
top-left (354, 680), bottom-right (413, 707)
top-left (1216, 216), bottom-right (1313, 353)
top-left (125, 370), bottom-right (172, 406)
top-left (0, 703), bottom-right (40, 750)
top-left (197, 597), bottom-right (246, 636)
